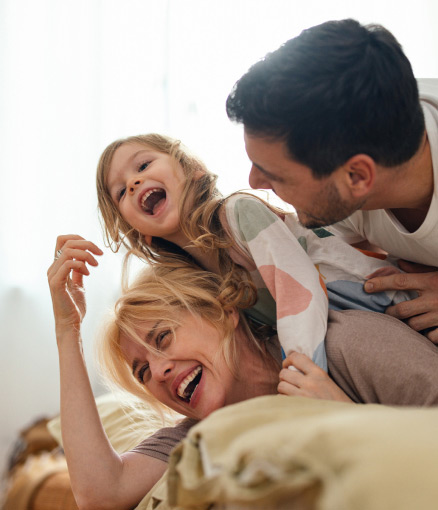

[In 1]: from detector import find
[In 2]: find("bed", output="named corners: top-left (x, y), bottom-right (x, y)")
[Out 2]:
top-left (4, 394), bottom-right (438, 510)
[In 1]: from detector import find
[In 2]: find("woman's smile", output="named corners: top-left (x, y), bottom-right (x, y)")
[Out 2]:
top-left (119, 312), bottom-right (240, 420)
top-left (174, 365), bottom-right (203, 402)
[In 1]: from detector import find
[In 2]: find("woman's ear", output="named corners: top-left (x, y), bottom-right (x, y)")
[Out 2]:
top-left (341, 154), bottom-right (376, 198)
top-left (227, 308), bottom-right (240, 328)
top-left (144, 234), bottom-right (152, 246)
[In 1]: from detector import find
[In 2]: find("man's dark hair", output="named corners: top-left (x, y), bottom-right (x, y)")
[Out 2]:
top-left (226, 19), bottom-right (425, 178)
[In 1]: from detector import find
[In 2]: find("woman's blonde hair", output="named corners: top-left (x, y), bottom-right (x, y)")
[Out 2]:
top-left (96, 262), bottom-right (270, 412)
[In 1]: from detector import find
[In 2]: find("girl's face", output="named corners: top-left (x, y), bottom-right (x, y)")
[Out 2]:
top-left (106, 142), bottom-right (186, 245)
top-left (119, 311), bottom-right (242, 420)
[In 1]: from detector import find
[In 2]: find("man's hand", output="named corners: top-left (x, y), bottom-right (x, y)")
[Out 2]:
top-left (278, 352), bottom-right (352, 403)
top-left (364, 260), bottom-right (438, 343)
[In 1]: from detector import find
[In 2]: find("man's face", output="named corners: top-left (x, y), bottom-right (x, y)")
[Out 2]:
top-left (244, 131), bottom-right (362, 228)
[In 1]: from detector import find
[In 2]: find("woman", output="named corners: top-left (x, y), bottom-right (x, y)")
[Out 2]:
top-left (48, 235), bottom-right (438, 510)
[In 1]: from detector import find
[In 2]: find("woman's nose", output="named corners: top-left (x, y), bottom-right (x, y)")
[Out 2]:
top-left (248, 165), bottom-right (271, 190)
top-left (127, 175), bottom-right (144, 195)
top-left (150, 357), bottom-right (174, 383)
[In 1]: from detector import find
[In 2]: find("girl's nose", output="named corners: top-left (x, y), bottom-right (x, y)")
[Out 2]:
top-left (127, 176), bottom-right (144, 195)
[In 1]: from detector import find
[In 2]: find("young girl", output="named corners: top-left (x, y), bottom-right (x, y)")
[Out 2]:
top-left (96, 133), bottom-right (414, 370)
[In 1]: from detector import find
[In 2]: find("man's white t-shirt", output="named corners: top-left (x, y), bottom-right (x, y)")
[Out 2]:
top-left (327, 80), bottom-right (438, 267)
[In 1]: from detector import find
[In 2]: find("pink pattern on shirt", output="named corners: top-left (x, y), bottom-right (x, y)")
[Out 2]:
top-left (259, 265), bottom-right (313, 319)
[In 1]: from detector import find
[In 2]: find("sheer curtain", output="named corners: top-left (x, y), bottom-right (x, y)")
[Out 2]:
top-left (1, 0), bottom-right (437, 469)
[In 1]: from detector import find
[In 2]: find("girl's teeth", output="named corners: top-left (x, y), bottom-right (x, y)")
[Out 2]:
top-left (141, 188), bottom-right (161, 208)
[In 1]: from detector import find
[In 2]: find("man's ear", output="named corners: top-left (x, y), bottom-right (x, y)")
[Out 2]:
top-left (341, 154), bottom-right (376, 198)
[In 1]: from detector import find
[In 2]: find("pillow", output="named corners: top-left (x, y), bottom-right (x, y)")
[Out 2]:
top-left (47, 392), bottom-right (180, 454)
top-left (167, 395), bottom-right (438, 510)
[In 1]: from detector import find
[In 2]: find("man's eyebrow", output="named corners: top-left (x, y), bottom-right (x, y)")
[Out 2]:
top-left (252, 162), bottom-right (285, 183)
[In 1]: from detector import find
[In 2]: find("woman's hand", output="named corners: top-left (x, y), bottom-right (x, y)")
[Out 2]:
top-left (47, 235), bottom-right (103, 335)
top-left (278, 352), bottom-right (353, 403)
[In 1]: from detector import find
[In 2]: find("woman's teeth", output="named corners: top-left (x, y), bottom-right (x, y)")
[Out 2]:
top-left (177, 366), bottom-right (202, 401)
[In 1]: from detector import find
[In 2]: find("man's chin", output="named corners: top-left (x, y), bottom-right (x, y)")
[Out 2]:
top-left (296, 212), bottom-right (330, 229)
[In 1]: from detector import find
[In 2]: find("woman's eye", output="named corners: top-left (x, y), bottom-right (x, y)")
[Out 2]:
top-left (138, 162), bottom-right (150, 172)
top-left (137, 363), bottom-right (149, 384)
top-left (118, 187), bottom-right (126, 201)
top-left (156, 330), bottom-right (171, 350)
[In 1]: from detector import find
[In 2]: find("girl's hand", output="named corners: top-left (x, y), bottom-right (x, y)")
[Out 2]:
top-left (278, 352), bottom-right (352, 403)
top-left (47, 235), bottom-right (103, 334)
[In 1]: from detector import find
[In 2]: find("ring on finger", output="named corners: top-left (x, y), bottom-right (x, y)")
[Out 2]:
top-left (54, 249), bottom-right (62, 261)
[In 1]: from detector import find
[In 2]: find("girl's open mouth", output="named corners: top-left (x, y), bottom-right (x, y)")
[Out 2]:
top-left (177, 366), bottom-right (203, 402)
top-left (141, 188), bottom-right (166, 215)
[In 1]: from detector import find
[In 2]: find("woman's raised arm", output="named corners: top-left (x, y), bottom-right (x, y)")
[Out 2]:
top-left (47, 235), bottom-right (167, 510)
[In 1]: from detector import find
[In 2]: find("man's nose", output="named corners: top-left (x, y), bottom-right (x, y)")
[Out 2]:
top-left (127, 176), bottom-right (144, 195)
top-left (249, 165), bottom-right (271, 190)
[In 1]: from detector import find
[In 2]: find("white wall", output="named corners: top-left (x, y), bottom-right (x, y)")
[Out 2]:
top-left (1, 0), bottom-right (437, 473)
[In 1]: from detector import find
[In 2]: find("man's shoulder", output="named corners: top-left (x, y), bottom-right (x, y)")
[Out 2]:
top-left (418, 79), bottom-right (438, 100)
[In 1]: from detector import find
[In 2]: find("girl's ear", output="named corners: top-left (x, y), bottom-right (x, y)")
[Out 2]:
top-left (144, 234), bottom-right (152, 246)
top-left (193, 169), bottom-right (205, 181)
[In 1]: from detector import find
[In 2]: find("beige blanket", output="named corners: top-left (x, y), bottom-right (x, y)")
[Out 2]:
top-left (138, 395), bottom-right (438, 510)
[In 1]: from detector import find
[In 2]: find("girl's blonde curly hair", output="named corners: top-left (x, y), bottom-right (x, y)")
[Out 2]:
top-left (96, 133), bottom-right (258, 311)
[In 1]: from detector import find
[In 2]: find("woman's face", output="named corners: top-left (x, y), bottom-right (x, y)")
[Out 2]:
top-left (119, 311), bottom-right (241, 420)
top-left (106, 142), bottom-right (186, 245)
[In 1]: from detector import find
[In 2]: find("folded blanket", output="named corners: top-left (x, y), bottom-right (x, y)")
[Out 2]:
top-left (165, 395), bottom-right (438, 510)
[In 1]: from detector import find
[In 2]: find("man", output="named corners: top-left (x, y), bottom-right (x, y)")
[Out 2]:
top-left (226, 19), bottom-right (438, 340)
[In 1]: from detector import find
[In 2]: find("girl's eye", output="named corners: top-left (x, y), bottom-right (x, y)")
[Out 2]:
top-left (138, 162), bottom-right (150, 172)
top-left (156, 330), bottom-right (171, 350)
top-left (137, 363), bottom-right (149, 384)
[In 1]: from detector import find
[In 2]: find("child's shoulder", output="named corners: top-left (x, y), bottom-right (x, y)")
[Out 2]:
top-left (222, 192), bottom-right (291, 242)
top-left (224, 192), bottom-right (281, 215)
top-left (224, 191), bottom-right (261, 206)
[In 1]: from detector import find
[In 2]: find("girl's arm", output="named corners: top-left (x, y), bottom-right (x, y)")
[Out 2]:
top-left (223, 195), bottom-right (329, 367)
top-left (48, 235), bottom-right (167, 510)
top-left (278, 352), bottom-right (353, 403)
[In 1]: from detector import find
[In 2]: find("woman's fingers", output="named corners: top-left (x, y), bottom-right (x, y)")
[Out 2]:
top-left (48, 235), bottom-right (103, 284)
top-left (53, 236), bottom-right (103, 260)
top-left (49, 237), bottom-right (103, 275)
top-left (48, 235), bottom-right (103, 332)
top-left (50, 259), bottom-right (89, 285)
top-left (56, 247), bottom-right (101, 267)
